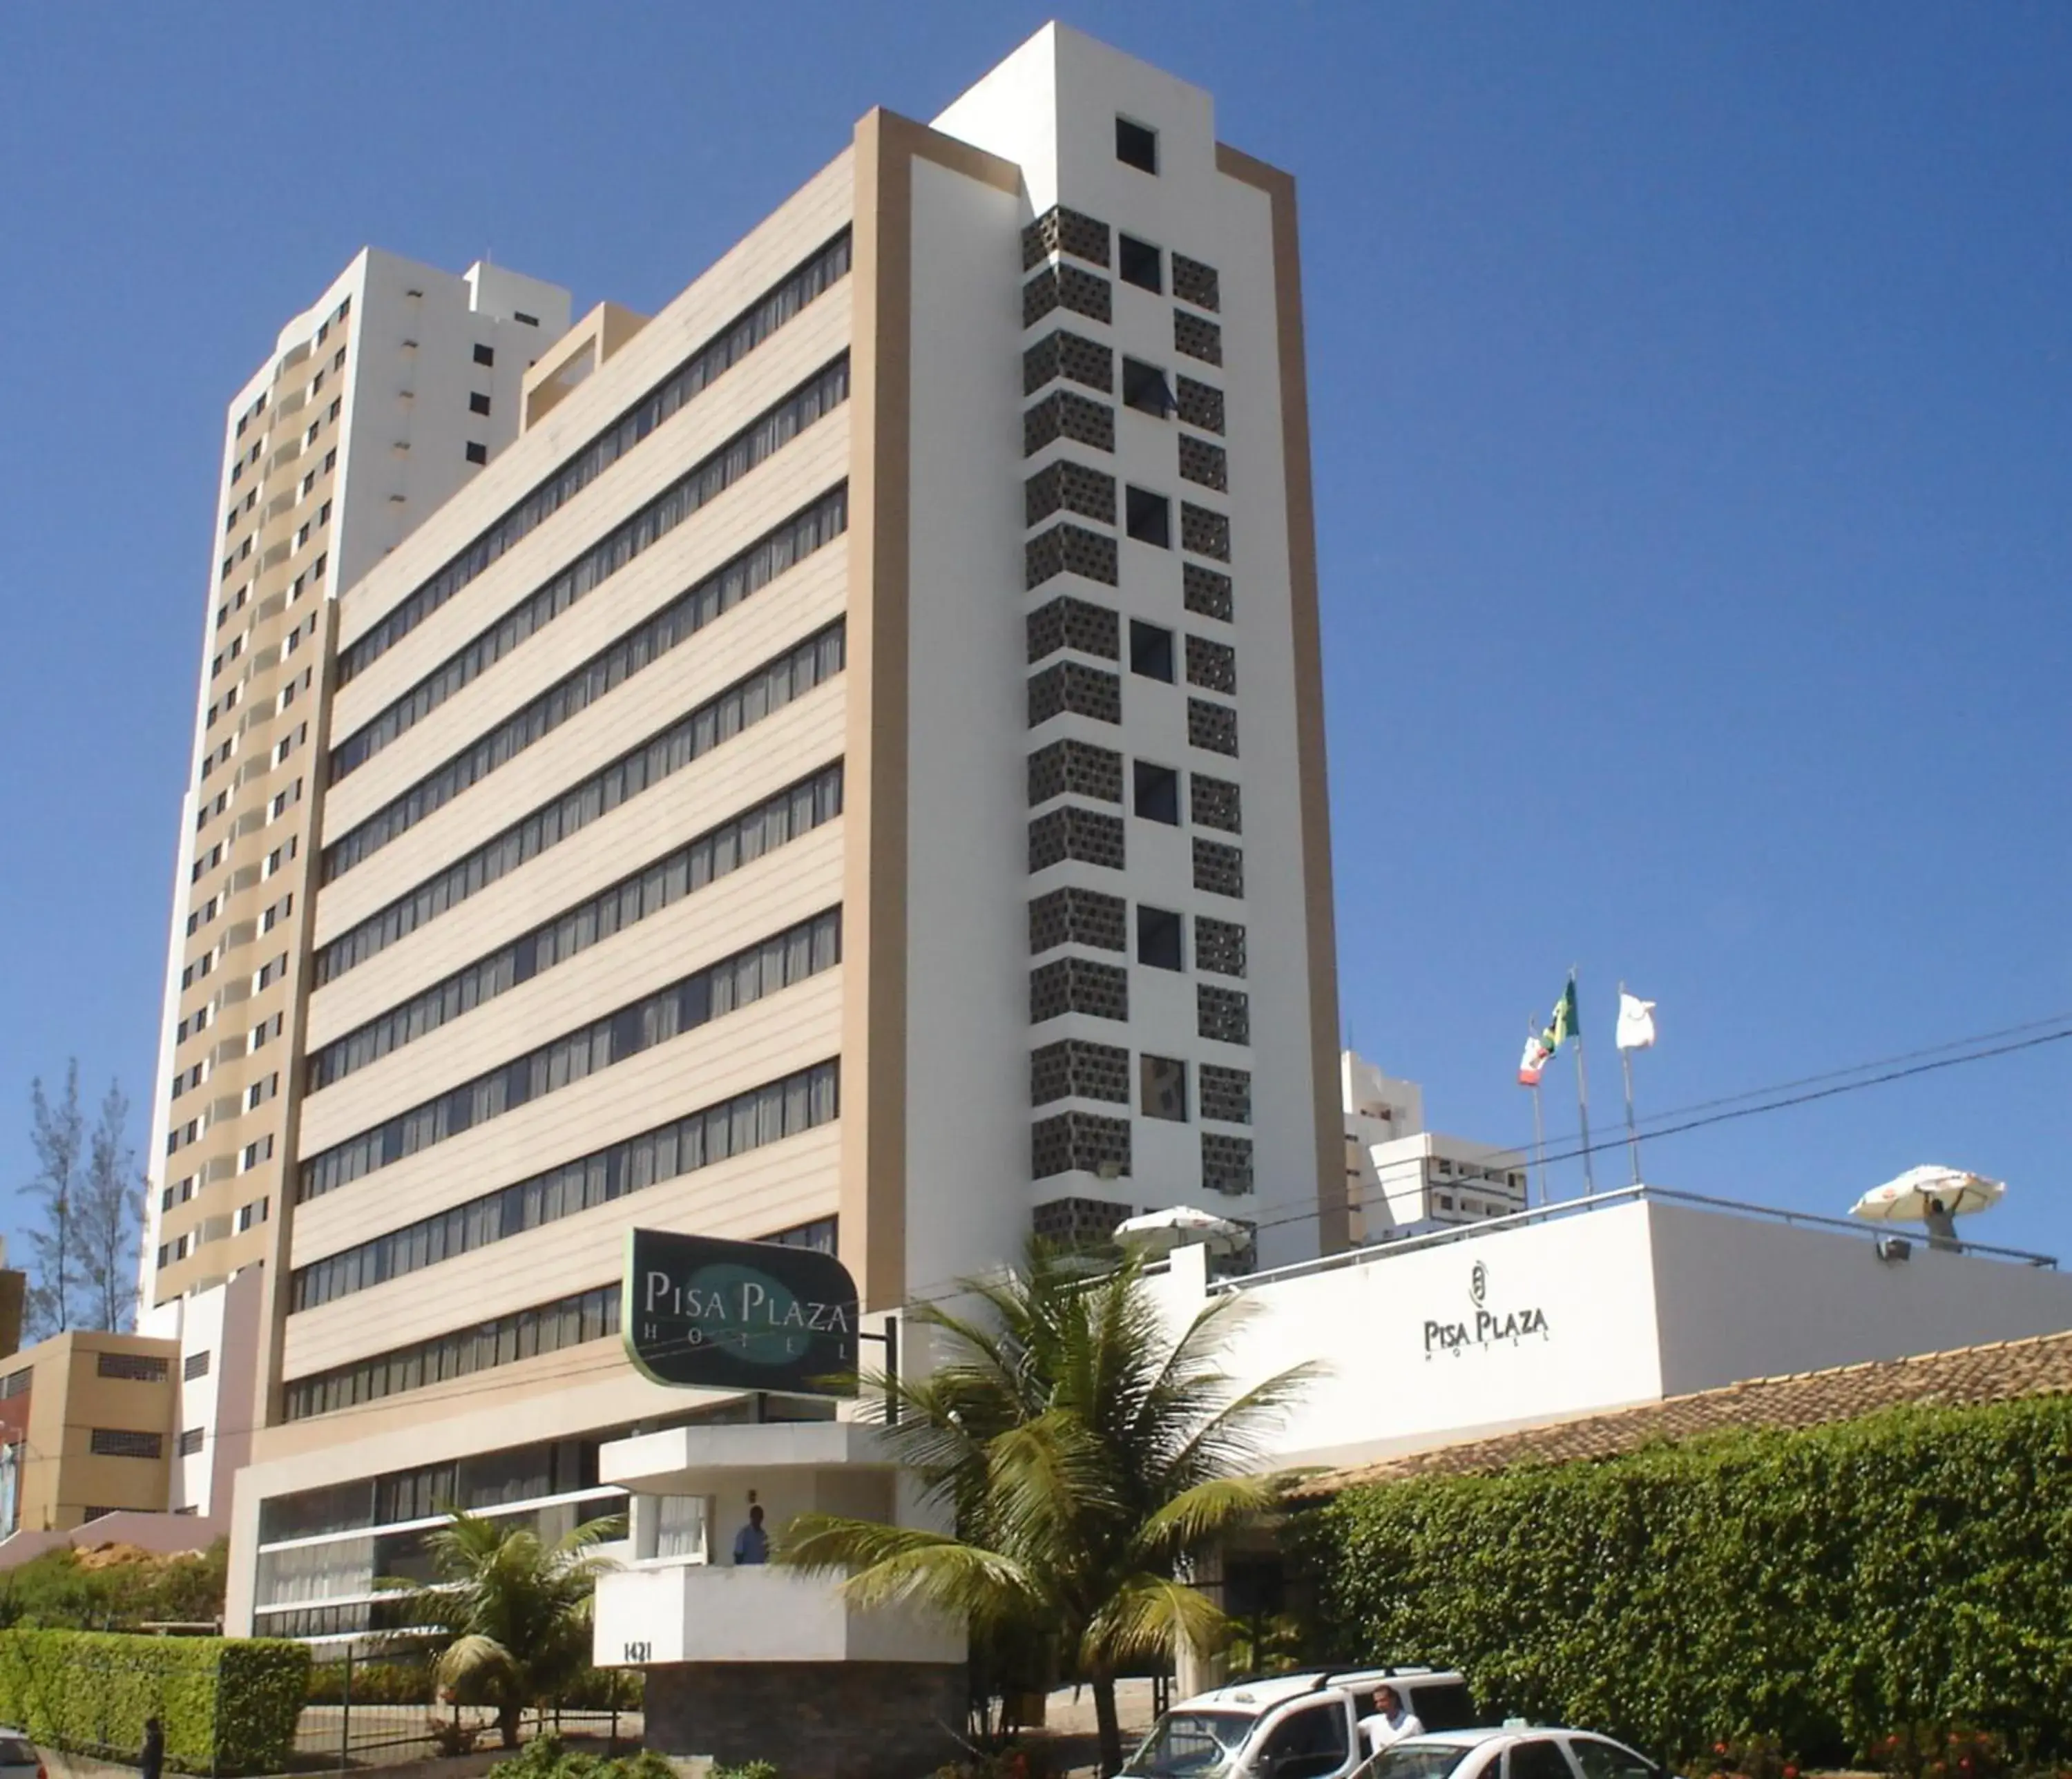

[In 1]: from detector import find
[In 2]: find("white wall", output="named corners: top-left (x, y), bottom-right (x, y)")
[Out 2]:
top-left (1146, 1195), bottom-right (2072, 1476)
top-left (1647, 1199), bottom-right (2072, 1397)
top-left (901, 154), bottom-right (1037, 1301)
top-left (1150, 1201), bottom-right (1668, 1472)
top-left (932, 26), bottom-right (1332, 1264)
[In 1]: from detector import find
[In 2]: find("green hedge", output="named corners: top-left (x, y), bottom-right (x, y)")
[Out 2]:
top-left (0, 1628), bottom-right (310, 1773)
top-left (1294, 1396), bottom-right (2072, 1766)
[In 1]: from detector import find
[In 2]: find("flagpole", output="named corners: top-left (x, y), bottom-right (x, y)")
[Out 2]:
top-left (1527, 1015), bottom-right (1546, 1206)
top-left (1619, 979), bottom-right (1641, 1186)
top-left (1571, 968), bottom-right (1596, 1195)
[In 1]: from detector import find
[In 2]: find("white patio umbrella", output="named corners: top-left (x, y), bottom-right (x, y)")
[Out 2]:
top-left (1112, 1205), bottom-right (1249, 1257)
top-left (1849, 1165), bottom-right (2005, 1224)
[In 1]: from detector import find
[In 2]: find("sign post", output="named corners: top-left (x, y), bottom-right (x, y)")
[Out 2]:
top-left (622, 1229), bottom-right (860, 1398)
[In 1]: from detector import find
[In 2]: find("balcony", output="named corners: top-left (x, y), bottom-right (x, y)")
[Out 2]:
top-left (593, 1560), bottom-right (963, 1667)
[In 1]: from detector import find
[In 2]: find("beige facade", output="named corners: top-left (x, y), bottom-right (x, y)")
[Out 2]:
top-left (168, 28), bottom-right (1342, 1641)
top-left (0, 1331), bottom-right (180, 1537)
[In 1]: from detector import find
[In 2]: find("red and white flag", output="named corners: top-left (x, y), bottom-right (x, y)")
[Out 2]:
top-left (1518, 1031), bottom-right (1553, 1086)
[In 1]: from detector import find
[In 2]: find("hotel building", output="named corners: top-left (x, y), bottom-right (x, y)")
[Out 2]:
top-left (128, 26), bottom-right (1337, 1639)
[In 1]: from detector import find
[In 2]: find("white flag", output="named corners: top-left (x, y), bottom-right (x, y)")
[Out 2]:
top-left (1615, 992), bottom-right (1658, 1051)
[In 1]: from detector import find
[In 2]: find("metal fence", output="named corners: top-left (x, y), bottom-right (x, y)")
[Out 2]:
top-left (298, 1647), bottom-right (641, 1771)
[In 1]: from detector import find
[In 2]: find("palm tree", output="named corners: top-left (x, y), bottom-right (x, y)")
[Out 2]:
top-left (398, 1510), bottom-right (622, 1748)
top-left (780, 1242), bottom-right (1315, 1776)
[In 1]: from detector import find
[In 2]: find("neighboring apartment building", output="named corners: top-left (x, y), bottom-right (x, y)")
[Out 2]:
top-left (142, 251), bottom-right (573, 1316)
top-left (0, 1331), bottom-right (179, 1539)
top-left (166, 25), bottom-right (1337, 1639)
top-left (1343, 1048), bottom-right (1528, 1244)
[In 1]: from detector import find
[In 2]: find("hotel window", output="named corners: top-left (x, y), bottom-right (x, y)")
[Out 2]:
top-left (1122, 357), bottom-right (1176, 418)
top-left (466, 442), bottom-right (488, 465)
top-left (89, 1429), bottom-right (164, 1460)
top-left (1118, 235), bottom-right (1162, 294)
top-left (1137, 905), bottom-right (1183, 972)
top-left (1129, 620), bottom-right (1175, 682)
top-left (1125, 486), bottom-right (1171, 548)
top-left (1140, 1055), bottom-right (1187, 1122)
top-left (1115, 117), bottom-right (1158, 175)
top-left (469, 392), bottom-right (491, 416)
top-left (473, 343), bottom-right (495, 366)
top-left (1133, 762), bottom-right (1180, 825)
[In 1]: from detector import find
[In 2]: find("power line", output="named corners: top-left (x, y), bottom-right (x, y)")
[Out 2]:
top-left (129, 1012), bottom-right (2072, 1459)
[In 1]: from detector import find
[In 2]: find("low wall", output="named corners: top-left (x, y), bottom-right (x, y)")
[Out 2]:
top-left (644, 1661), bottom-right (966, 1779)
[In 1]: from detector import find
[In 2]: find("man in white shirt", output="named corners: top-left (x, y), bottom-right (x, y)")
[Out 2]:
top-left (1359, 1686), bottom-right (1424, 1759)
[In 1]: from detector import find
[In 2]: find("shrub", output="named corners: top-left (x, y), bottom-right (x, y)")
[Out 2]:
top-left (486, 1733), bottom-right (683, 1779)
top-left (0, 1628), bottom-right (309, 1773)
top-left (1296, 1396), bottom-right (2072, 1766)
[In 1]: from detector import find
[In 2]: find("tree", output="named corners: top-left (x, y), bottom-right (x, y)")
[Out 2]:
top-left (396, 1510), bottom-right (622, 1748)
top-left (20, 1063), bottom-right (85, 1339)
top-left (779, 1244), bottom-right (1316, 1776)
top-left (75, 1081), bottom-right (144, 1333)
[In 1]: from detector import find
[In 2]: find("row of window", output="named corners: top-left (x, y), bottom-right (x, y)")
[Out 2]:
top-left (298, 908), bottom-right (841, 1202)
top-left (330, 360), bottom-right (852, 785)
top-left (307, 762), bottom-right (843, 1093)
top-left (338, 231), bottom-right (852, 685)
top-left (285, 1282), bottom-right (623, 1421)
top-left (315, 618), bottom-right (845, 985)
top-left (324, 359), bottom-right (849, 882)
top-left (291, 1060), bottom-right (840, 1312)
top-left (153, 1194), bottom-right (269, 1270)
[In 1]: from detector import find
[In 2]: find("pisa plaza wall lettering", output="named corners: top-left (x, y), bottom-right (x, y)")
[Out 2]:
top-left (621, 1228), bottom-right (860, 1396)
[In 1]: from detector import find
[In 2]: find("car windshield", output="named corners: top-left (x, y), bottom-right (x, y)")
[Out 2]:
top-left (1366, 1743), bottom-right (1478, 1779)
top-left (1127, 1711), bottom-right (1256, 1778)
top-left (0, 1740), bottom-right (34, 1764)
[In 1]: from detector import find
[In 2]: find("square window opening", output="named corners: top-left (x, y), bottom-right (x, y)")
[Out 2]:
top-left (1122, 357), bottom-right (1176, 417)
top-left (1133, 762), bottom-right (1180, 825)
top-left (1130, 619), bottom-right (1175, 682)
top-left (472, 343), bottom-right (495, 366)
top-left (465, 441), bottom-right (488, 465)
top-left (1138, 905), bottom-right (1183, 972)
top-left (1141, 1055), bottom-right (1188, 1122)
top-left (1125, 486), bottom-right (1171, 548)
top-left (1116, 117), bottom-right (1159, 175)
top-left (468, 391), bottom-right (492, 416)
top-left (1118, 234), bottom-right (1163, 294)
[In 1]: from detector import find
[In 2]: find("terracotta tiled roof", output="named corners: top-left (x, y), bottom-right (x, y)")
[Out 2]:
top-left (1290, 1327), bottom-right (2072, 1499)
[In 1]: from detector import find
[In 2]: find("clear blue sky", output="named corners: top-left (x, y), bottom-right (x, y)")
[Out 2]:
top-left (1, 3), bottom-right (2066, 1271)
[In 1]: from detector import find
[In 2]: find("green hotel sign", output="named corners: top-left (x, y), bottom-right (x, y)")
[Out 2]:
top-left (621, 1229), bottom-right (860, 1397)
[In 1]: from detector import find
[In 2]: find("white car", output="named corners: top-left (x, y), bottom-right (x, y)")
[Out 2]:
top-left (1367, 1727), bottom-right (1669, 1779)
top-left (1124, 1669), bottom-right (1478, 1779)
top-left (0, 1729), bottom-right (43, 1779)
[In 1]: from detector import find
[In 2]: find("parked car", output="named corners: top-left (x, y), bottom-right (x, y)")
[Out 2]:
top-left (0, 1729), bottom-right (44, 1779)
top-left (1367, 1727), bottom-right (1669, 1779)
top-left (1122, 1668), bottom-right (1477, 1779)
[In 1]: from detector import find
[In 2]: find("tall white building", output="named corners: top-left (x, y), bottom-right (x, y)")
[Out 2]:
top-left (1343, 1049), bottom-right (1528, 1244)
top-left (140, 252), bottom-right (572, 1519)
top-left (137, 26), bottom-right (1343, 1648)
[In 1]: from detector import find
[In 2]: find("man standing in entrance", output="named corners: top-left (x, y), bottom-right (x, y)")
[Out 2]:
top-left (732, 1502), bottom-right (769, 1565)
top-left (1359, 1686), bottom-right (1423, 1757)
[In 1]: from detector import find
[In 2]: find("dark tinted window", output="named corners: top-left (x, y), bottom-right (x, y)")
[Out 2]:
top-left (1508, 1741), bottom-right (1576, 1779)
top-left (1138, 906), bottom-right (1183, 970)
top-left (1134, 762), bottom-right (1180, 824)
top-left (1570, 1740), bottom-right (1658, 1779)
top-left (1116, 117), bottom-right (1159, 173)
top-left (472, 343), bottom-right (495, 366)
top-left (1131, 620), bottom-right (1175, 680)
top-left (1371, 1749), bottom-right (1477, 1779)
top-left (1258, 1702), bottom-right (1348, 1779)
top-left (1122, 357), bottom-right (1175, 416)
top-left (1120, 234), bottom-right (1163, 293)
top-left (1126, 487), bottom-right (1172, 548)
